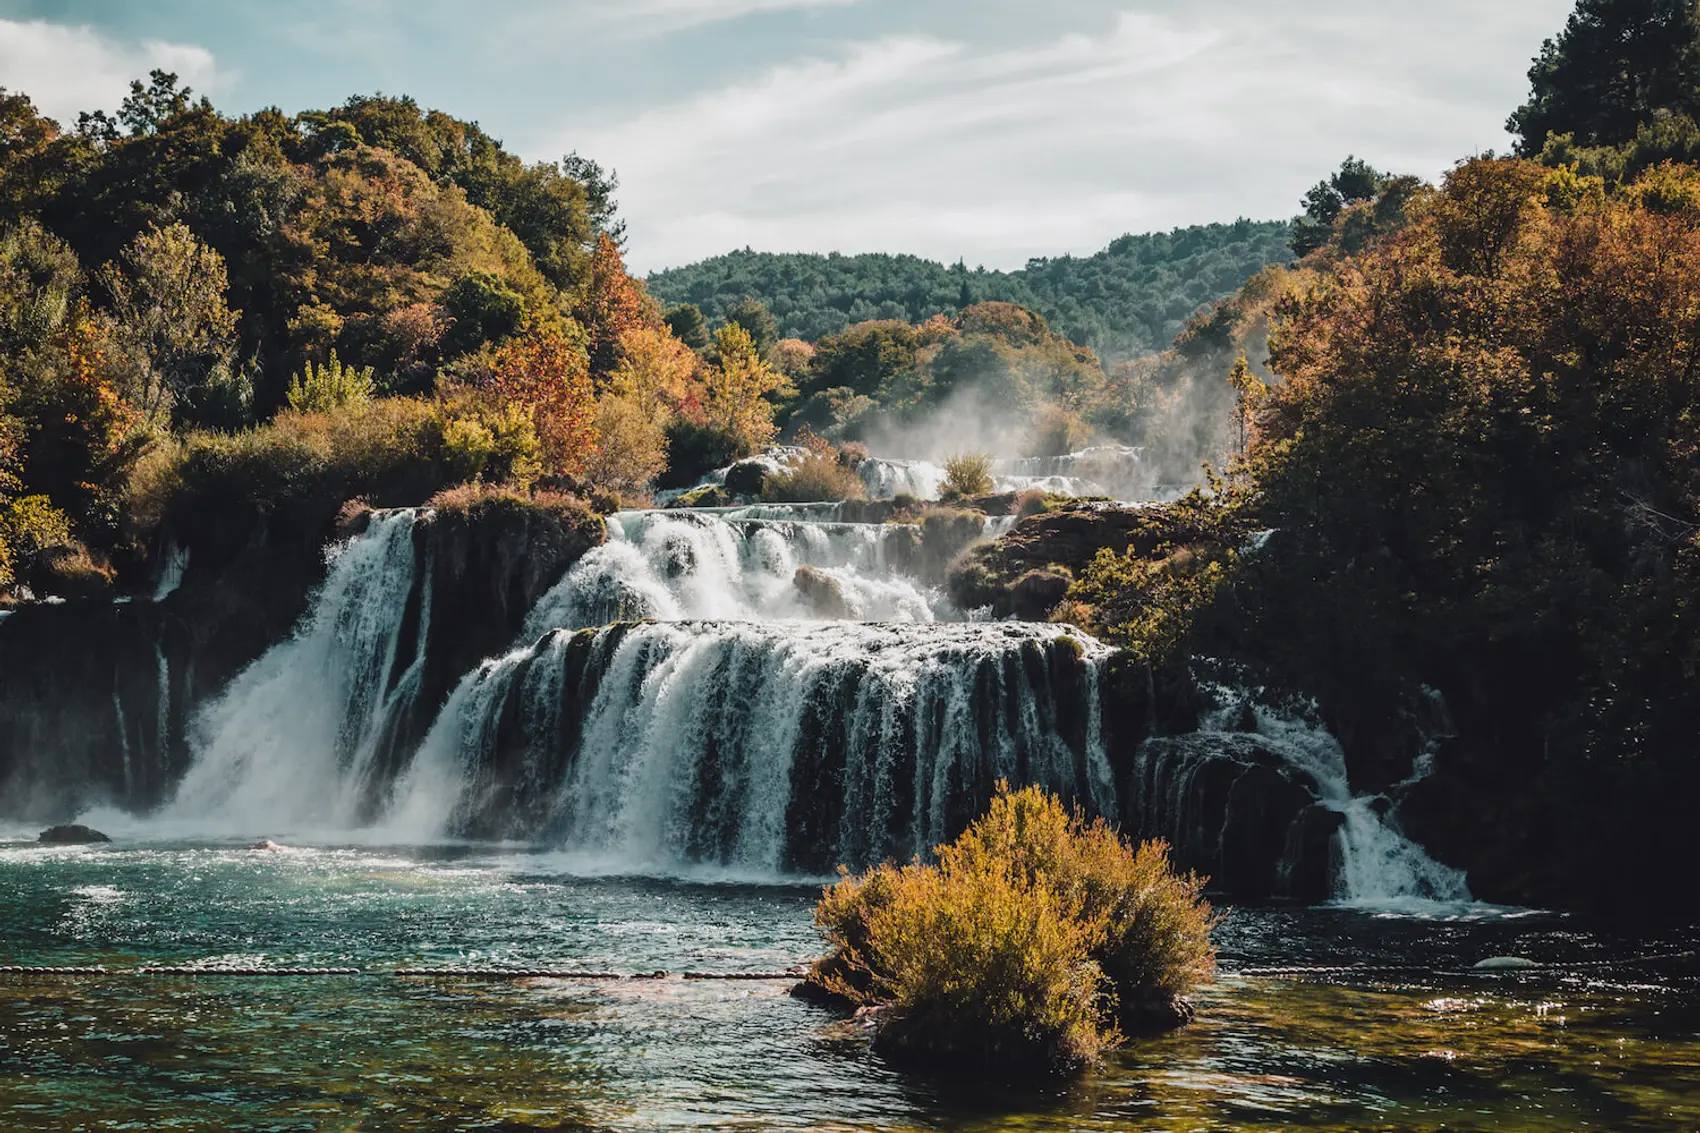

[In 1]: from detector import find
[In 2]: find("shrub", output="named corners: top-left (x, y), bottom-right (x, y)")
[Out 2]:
top-left (659, 418), bottom-right (749, 489)
top-left (285, 350), bottom-right (376, 413)
top-left (942, 452), bottom-right (995, 497)
top-left (807, 785), bottom-right (1214, 1077)
top-left (1013, 489), bottom-right (1049, 518)
top-left (28, 542), bottom-right (115, 599)
top-left (763, 450), bottom-right (867, 503)
top-left (126, 394), bottom-right (542, 541)
top-left (426, 481), bottom-right (594, 527)
top-left (1024, 405), bottom-right (1090, 458)
top-left (0, 493), bottom-right (73, 587)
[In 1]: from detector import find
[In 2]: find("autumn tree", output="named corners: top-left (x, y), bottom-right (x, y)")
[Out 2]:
top-left (581, 324), bottom-right (702, 494)
top-left (486, 325), bottom-right (598, 477)
top-left (5, 305), bottom-right (141, 535)
top-left (575, 233), bottom-right (657, 381)
top-left (700, 322), bottom-right (783, 452)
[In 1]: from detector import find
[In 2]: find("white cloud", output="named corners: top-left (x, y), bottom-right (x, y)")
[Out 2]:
top-left (607, 0), bottom-right (863, 30)
top-left (0, 19), bottom-right (228, 126)
top-left (557, 1), bottom-right (1574, 272)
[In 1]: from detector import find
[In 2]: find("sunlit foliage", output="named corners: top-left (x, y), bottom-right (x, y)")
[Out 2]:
top-left (808, 784), bottom-right (1214, 1076)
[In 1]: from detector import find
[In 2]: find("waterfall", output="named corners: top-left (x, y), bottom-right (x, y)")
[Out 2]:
top-left (387, 621), bottom-right (1114, 874)
top-left (161, 510), bottom-right (430, 834)
top-left (152, 540), bottom-right (190, 601)
top-left (995, 445), bottom-right (1148, 499)
top-left (1205, 697), bottom-right (1470, 906)
top-left (522, 510), bottom-right (935, 633)
top-left (859, 458), bottom-right (946, 500)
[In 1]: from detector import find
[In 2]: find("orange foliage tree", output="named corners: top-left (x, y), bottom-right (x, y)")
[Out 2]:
top-left (576, 233), bottom-right (658, 381)
top-left (486, 325), bottom-right (598, 477)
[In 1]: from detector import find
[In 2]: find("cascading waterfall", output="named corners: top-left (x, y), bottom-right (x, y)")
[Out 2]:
top-left (160, 510), bottom-right (431, 833)
top-left (1207, 699), bottom-right (1470, 906)
top-left (386, 621), bottom-right (1114, 874)
top-left (113, 474), bottom-right (1475, 906)
top-left (522, 509), bottom-right (935, 632)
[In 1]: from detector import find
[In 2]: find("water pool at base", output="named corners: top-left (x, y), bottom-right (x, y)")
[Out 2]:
top-left (2, 837), bottom-right (1696, 1132)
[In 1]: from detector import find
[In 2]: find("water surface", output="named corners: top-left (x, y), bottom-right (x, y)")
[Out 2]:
top-left (2, 836), bottom-right (1695, 1132)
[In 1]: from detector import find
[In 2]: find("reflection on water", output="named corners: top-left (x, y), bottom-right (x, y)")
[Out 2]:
top-left (1, 838), bottom-right (1696, 1131)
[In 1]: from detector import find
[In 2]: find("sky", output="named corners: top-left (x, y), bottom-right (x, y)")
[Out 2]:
top-left (0, 0), bottom-right (1576, 274)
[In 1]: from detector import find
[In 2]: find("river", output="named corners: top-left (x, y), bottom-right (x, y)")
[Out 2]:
top-left (1, 837), bottom-right (1696, 1131)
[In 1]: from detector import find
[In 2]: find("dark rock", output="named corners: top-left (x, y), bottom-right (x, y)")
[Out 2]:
top-left (723, 461), bottom-right (770, 497)
top-left (1009, 568), bottom-right (1072, 621)
top-left (38, 824), bottom-right (110, 844)
top-left (1123, 733), bottom-right (1329, 901)
top-left (1118, 991), bottom-right (1196, 1034)
top-left (947, 503), bottom-right (1209, 620)
top-left (1280, 804), bottom-right (1346, 903)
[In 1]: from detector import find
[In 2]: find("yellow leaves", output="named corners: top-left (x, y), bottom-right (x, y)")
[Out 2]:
top-left (701, 323), bottom-right (783, 451)
top-left (810, 785), bottom-right (1215, 1073)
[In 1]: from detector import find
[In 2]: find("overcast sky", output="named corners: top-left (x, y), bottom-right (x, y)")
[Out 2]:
top-left (1, 0), bottom-right (1575, 273)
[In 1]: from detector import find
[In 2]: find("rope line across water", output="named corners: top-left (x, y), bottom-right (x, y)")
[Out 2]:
top-left (0, 964), bottom-right (810, 980)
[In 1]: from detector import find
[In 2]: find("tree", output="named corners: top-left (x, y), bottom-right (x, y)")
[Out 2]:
top-left (486, 325), bottom-right (598, 477)
top-left (103, 222), bottom-right (241, 427)
top-left (286, 350), bottom-right (375, 412)
top-left (1290, 157), bottom-right (1390, 256)
top-left (117, 70), bottom-right (198, 138)
top-left (575, 233), bottom-right (656, 381)
top-left (1509, 0), bottom-right (1700, 154)
top-left (725, 294), bottom-right (778, 359)
top-left (663, 303), bottom-right (710, 351)
top-left (702, 323), bottom-right (783, 451)
top-left (560, 151), bottom-right (625, 245)
top-left (5, 306), bottom-right (141, 530)
top-left (0, 221), bottom-right (82, 356)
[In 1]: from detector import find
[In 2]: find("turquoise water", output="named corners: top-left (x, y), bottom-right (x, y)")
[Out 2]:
top-left (2, 836), bottom-right (1697, 1131)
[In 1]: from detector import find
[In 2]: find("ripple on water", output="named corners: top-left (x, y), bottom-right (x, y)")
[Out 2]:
top-left (0, 843), bottom-right (1695, 1132)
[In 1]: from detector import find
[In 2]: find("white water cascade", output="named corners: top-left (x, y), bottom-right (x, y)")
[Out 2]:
top-left (159, 511), bottom-right (432, 834)
top-left (1204, 700), bottom-right (1472, 907)
top-left (521, 509), bottom-right (936, 632)
top-left (386, 620), bottom-right (1114, 874)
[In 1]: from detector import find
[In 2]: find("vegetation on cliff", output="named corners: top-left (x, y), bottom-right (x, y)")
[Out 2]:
top-left (1057, 46), bottom-right (1700, 910)
top-left (805, 784), bottom-right (1214, 1077)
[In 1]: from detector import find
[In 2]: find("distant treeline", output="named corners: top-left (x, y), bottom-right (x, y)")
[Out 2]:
top-left (646, 220), bottom-right (1293, 358)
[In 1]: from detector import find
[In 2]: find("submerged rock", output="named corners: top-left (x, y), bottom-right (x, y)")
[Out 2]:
top-left (38, 824), bottom-right (111, 844)
top-left (1473, 956), bottom-right (1541, 971)
top-left (248, 839), bottom-right (287, 852)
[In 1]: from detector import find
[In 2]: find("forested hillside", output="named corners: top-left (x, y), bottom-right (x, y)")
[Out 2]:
top-left (647, 220), bottom-right (1292, 358)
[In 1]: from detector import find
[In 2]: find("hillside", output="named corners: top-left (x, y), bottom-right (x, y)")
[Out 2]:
top-left (647, 219), bottom-right (1293, 358)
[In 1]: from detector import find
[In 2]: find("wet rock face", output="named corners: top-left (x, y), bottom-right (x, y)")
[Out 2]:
top-left (947, 504), bottom-right (1192, 620)
top-left (792, 565), bottom-right (850, 619)
top-left (0, 499), bottom-right (606, 826)
top-left (1122, 734), bottom-right (1333, 902)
